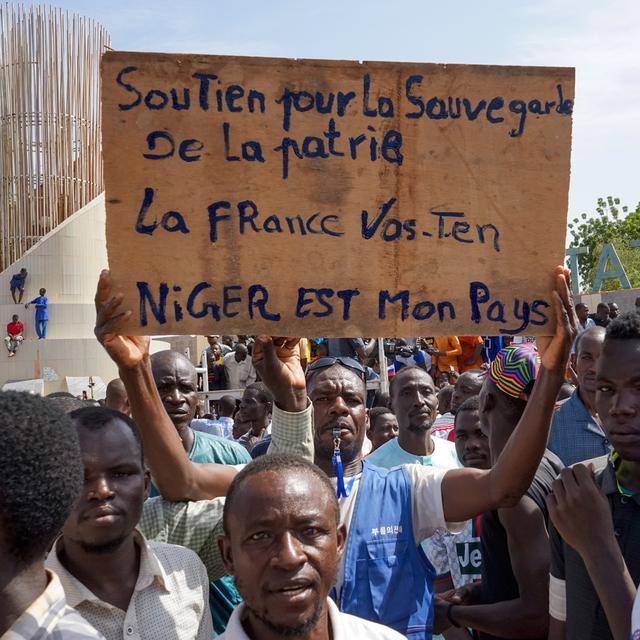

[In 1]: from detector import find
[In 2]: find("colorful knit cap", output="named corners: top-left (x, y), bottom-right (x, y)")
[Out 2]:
top-left (488, 344), bottom-right (540, 400)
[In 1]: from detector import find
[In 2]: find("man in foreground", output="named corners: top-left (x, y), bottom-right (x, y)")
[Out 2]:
top-left (46, 406), bottom-right (213, 639)
top-left (548, 312), bottom-right (640, 640)
top-left (94, 266), bottom-right (576, 639)
top-left (218, 453), bottom-right (404, 639)
top-left (0, 391), bottom-right (103, 638)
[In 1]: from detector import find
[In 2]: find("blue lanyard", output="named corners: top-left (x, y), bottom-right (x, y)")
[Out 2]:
top-left (332, 432), bottom-right (357, 498)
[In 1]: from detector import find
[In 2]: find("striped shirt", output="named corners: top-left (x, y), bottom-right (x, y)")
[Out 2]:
top-left (3, 570), bottom-right (104, 639)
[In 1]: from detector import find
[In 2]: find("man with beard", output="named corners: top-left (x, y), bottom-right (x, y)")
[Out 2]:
top-left (218, 453), bottom-right (404, 639)
top-left (547, 312), bottom-right (640, 640)
top-left (46, 406), bottom-right (213, 639)
top-left (94, 266), bottom-right (576, 640)
top-left (367, 366), bottom-right (460, 469)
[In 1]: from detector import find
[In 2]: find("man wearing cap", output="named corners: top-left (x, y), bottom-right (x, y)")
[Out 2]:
top-left (438, 345), bottom-right (564, 640)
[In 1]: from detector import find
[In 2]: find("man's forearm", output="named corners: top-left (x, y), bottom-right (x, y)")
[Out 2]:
top-left (120, 362), bottom-right (234, 501)
top-left (489, 366), bottom-right (564, 506)
top-left (268, 402), bottom-right (315, 462)
top-left (450, 599), bottom-right (548, 639)
top-left (581, 536), bottom-right (635, 640)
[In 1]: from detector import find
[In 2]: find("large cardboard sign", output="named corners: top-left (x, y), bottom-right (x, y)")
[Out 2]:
top-left (102, 52), bottom-right (574, 336)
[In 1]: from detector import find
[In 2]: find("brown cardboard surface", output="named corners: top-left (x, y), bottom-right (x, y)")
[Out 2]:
top-left (102, 51), bottom-right (574, 337)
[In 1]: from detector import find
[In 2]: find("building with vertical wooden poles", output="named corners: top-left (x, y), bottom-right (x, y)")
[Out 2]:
top-left (0, 3), bottom-right (109, 271)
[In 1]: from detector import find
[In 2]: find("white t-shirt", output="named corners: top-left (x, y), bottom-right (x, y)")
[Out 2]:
top-left (219, 597), bottom-right (405, 639)
top-left (631, 588), bottom-right (640, 639)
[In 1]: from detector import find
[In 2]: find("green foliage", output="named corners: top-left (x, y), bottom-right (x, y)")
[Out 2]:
top-left (568, 197), bottom-right (640, 290)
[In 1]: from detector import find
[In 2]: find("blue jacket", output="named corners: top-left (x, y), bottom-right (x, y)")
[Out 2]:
top-left (339, 460), bottom-right (436, 639)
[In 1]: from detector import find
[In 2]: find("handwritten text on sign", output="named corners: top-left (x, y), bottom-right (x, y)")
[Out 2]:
top-left (101, 52), bottom-right (574, 336)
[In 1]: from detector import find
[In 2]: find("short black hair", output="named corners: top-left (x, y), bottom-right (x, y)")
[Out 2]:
top-left (47, 395), bottom-right (92, 414)
top-left (369, 406), bottom-right (395, 431)
top-left (223, 454), bottom-right (338, 534)
top-left (70, 406), bottom-right (144, 462)
top-left (244, 382), bottom-right (273, 406)
top-left (218, 395), bottom-right (237, 417)
top-left (0, 391), bottom-right (83, 564)
top-left (575, 303), bottom-right (588, 311)
top-left (454, 396), bottom-right (480, 426)
top-left (606, 311), bottom-right (640, 341)
top-left (391, 365), bottom-right (432, 397)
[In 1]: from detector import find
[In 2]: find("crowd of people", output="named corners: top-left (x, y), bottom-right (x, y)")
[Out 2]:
top-left (1, 266), bottom-right (640, 640)
top-left (4, 267), bottom-right (50, 357)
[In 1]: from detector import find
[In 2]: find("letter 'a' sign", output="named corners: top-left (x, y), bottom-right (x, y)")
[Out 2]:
top-left (101, 51), bottom-right (574, 337)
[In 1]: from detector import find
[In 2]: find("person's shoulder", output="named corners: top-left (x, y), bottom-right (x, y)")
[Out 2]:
top-left (193, 429), bottom-right (251, 461)
top-left (148, 539), bottom-right (206, 569)
top-left (366, 437), bottom-right (401, 464)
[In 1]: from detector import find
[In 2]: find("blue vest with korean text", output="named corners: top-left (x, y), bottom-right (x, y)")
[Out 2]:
top-left (339, 460), bottom-right (436, 639)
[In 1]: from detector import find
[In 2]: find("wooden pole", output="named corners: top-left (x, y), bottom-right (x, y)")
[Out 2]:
top-left (0, 4), bottom-right (110, 270)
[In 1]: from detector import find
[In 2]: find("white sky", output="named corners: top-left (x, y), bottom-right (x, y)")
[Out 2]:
top-left (20, 0), bottom-right (640, 227)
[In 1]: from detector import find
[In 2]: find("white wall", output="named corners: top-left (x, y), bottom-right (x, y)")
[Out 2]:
top-left (0, 194), bottom-right (171, 393)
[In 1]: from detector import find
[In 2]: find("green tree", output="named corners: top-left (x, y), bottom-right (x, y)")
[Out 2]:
top-left (568, 197), bottom-right (640, 291)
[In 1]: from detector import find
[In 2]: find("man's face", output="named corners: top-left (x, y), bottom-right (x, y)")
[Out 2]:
top-left (234, 346), bottom-right (247, 363)
top-left (239, 388), bottom-right (269, 425)
top-left (11, 315), bottom-right (18, 322)
top-left (233, 415), bottom-right (250, 440)
top-left (596, 306), bottom-right (610, 321)
top-left (596, 339), bottom-right (640, 461)
top-left (211, 344), bottom-right (222, 360)
top-left (576, 331), bottom-right (605, 394)
top-left (392, 368), bottom-right (438, 433)
top-left (609, 303), bottom-right (619, 319)
top-left (454, 410), bottom-right (490, 469)
top-left (62, 420), bottom-right (149, 552)
top-left (451, 372), bottom-right (482, 414)
top-left (207, 335), bottom-right (220, 347)
top-left (309, 365), bottom-right (368, 465)
top-left (220, 470), bottom-right (345, 637)
top-left (151, 354), bottom-right (198, 430)
top-left (368, 413), bottom-right (399, 451)
top-left (576, 305), bottom-right (589, 323)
